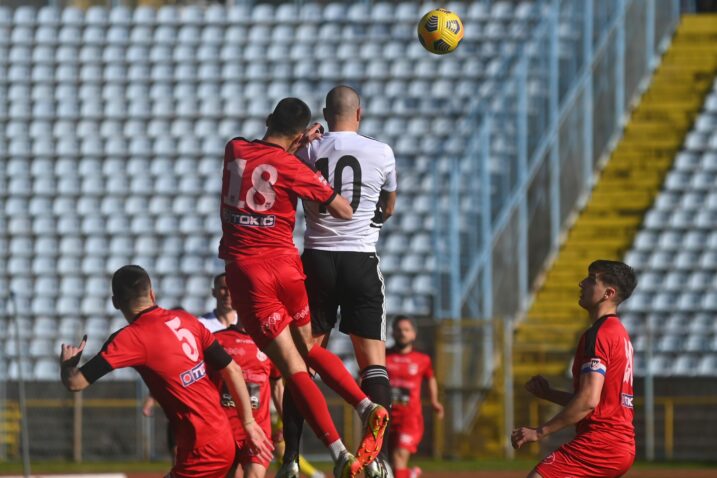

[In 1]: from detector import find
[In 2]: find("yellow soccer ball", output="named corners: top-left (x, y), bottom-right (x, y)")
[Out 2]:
top-left (417, 8), bottom-right (464, 55)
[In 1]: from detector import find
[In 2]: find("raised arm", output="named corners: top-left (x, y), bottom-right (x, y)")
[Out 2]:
top-left (60, 335), bottom-right (91, 392)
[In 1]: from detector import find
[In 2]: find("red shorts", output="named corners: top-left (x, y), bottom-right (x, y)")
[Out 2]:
top-left (535, 434), bottom-right (634, 478)
top-left (170, 433), bottom-right (235, 478)
top-left (228, 413), bottom-right (273, 468)
top-left (225, 254), bottom-right (311, 349)
top-left (389, 413), bottom-right (424, 454)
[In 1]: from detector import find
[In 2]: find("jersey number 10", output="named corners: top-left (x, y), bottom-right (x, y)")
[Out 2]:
top-left (316, 156), bottom-right (362, 214)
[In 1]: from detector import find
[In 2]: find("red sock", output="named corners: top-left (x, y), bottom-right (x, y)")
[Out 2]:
top-left (395, 469), bottom-right (409, 478)
top-left (286, 372), bottom-right (340, 446)
top-left (307, 346), bottom-right (367, 406)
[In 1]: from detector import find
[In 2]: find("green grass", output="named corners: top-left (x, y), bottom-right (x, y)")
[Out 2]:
top-left (0, 458), bottom-right (715, 474)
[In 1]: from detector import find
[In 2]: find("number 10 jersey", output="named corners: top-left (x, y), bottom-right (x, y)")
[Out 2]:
top-left (298, 132), bottom-right (398, 253)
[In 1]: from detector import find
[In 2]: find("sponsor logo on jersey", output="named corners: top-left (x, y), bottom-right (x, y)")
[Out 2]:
top-left (256, 350), bottom-right (268, 362)
top-left (179, 361), bottom-right (207, 387)
top-left (224, 210), bottom-right (276, 227)
top-left (621, 393), bottom-right (634, 409)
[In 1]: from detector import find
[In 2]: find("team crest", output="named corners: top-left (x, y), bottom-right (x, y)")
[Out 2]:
top-left (257, 350), bottom-right (268, 362)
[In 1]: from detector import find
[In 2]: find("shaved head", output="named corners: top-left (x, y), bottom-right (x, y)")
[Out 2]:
top-left (325, 85), bottom-right (360, 119)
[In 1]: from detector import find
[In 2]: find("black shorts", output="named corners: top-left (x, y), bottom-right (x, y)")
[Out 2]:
top-left (301, 249), bottom-right (387, 341)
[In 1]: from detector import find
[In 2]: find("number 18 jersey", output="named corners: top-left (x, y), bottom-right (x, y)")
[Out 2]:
top-left (219, 138), bottom-right (338, 260)
top-left (298, 132), bottom-right (397, 252)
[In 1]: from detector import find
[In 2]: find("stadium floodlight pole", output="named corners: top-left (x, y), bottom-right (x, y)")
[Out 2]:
top-left (9, 292), bottom-right (31, 478)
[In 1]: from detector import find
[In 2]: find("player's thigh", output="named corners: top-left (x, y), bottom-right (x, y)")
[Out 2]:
top-left (337, 252), bottom-right (387, 341)
top-left (302, 249), bottom-right (340, 335)
top-left (263, 323), bottom-right (310, 377)
top-left (390, 446), bottom-right (411, 469)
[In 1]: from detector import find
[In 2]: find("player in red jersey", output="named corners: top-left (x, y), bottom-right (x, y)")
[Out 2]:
top-left (60, 265), bottom-right (274, 478)
top-left (386, 316), bottom-right (444, 478)
top-left (211, 323), bottom-right (282, 478)
top-left (219, 98), bottom-right (389, 478)
top-left (512, 260), bottom-right (637, 478)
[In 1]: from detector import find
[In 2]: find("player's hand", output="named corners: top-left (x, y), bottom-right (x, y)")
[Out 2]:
top-left (303, 122), bottom-right (325, 144)
top-left (60, 335), bottom-right (87, 368)
top-left (142, 397), bottom-right (155, 417)
top-left (511, 426), bottom-right (541, 449)
top-left (525, 375), bottom-right (551, 400)
top-left (244, 420), bottom-right (275, 463)
top-left (432, 401), bottom-right (445, 419)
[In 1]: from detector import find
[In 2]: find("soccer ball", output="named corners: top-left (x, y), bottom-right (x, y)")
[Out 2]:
top-left (417, 8), bottom-right (464, 55)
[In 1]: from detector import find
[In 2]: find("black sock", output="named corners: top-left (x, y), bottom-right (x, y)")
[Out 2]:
top-left (282, 385), bottom-right (303, 464)
top-left (360, 365), bottom-right (391, 461)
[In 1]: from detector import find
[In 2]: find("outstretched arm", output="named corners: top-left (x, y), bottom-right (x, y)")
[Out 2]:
top-left (525, 375), bottom-right (574, 407)
top-left (512, 372), bottom-right (604, 449)
top-left (60, 335), bottom-right (91, 392)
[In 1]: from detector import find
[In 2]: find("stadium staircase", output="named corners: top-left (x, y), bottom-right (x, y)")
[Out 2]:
top-left (462, 14), bottom-right (717, 458)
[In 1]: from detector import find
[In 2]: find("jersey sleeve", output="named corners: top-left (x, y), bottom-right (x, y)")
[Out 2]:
top-left (423, 355), bottom-right (435, 379)
top-left (99, 326), bottom-right (146, 370)
top-left (289, 159), bottom-right (337, 205)
top-left (580, 328), bottom-right (610, 376)
top-left (382, 145), bottom-right (398, 192)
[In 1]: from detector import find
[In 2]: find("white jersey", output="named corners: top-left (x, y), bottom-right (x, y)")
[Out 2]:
top-left (198, 309), bottom-right (235, 333)
top-left (298, 131), bottom-right (397, 252)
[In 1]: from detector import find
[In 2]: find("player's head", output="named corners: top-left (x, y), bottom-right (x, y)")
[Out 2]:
top-left (112, 265), bottom-right (155, 318)
top-left (211, 273), bottom-right (233, 314)
top-left (266, 97), bottom-right (312, 142)
top-left (323, 85), bottom-right (361, 131)
top-left (392, 315), bottom-right (417, 349)
top-left (579, 260), bottom-right (637, 309)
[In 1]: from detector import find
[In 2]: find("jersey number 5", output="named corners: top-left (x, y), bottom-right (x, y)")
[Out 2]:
top-left (224, 159), bottom-right (279, 212)
top-left (165, 317), bottom-right (199, 361)
top-left (316, 156), bottom-right (362, 214)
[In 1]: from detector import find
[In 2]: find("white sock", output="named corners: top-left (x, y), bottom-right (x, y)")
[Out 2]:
top-left (328, 439), bottom-right (347, 462)
top-left (356, 397), bottom-right (373, 420)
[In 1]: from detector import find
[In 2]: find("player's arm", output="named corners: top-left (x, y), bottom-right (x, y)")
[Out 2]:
top-left (379, 190), bottom-right (397, 221)
top-left (60, 335), bottom-right (91, 392)
top-left (325, 193), bottom-right (353, 220)
top-left (524, 375), bottom-right (573, 406)
top-left (427, 376), bottom-right (444, 419)
top-left (270, 377), bottom-right (284, 417)
top-left (511, 371), bottom-right (604, 449)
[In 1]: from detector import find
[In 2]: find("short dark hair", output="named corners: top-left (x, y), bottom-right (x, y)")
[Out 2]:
top-left (588, 260), bottom-right (637, 303)
top-left (112, 265), bottom-right (152, 306)
top-left (266, 98), bottom-right (311, 137)
top-left (392, 315), bottom-right (417, 331)
top-left (213, 273), bottom-right (226, 287)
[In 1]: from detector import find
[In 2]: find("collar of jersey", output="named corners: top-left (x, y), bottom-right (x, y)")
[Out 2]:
top-left (132, 305), bottom-right (159, 322)
top-left (253, 139), bottom-right (285, 150)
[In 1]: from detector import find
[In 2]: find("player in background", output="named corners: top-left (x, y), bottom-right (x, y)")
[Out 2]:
top-left (200, 273), bottom-right (238, 332)
top-left (512, 260), bottom-right (637, 478)
top-left (280, 85), bottom-right (398, 478)
top-left (211, 322), bottom-right (283, 478)
top-left (60, 265), bottom-right (273, 478)
top-left (386, 316), bottom-right (444, 478)
top-left (220, 97), bottom-right (389, 478)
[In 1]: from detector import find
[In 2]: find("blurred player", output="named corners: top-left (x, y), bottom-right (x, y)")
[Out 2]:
top-left (60, 265), bottom-right (273, 478)
top-left (386, 316), bottom-right (444, 478)
top-left (219, 98), bottom-right (389, 478)
top-left (200, 272), bottom-right (238, 332)
top-left (511, 260), bottom-right (637, 478)
top-left (211, 322), bottom-right (283, 478)
top-left (281, 85), bottom-right (398, 478)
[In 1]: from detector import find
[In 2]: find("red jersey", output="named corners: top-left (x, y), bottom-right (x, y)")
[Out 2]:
top-left (79, 306), bottom-right (234, 453)
top-left (219, 138), bottom-right (337, 260)
top-left (572, 314), bottom-right (635, 448)
top-left (210, 326), bottom-right (281, 439)
top-left (386, 348), bottom-right (434, 421)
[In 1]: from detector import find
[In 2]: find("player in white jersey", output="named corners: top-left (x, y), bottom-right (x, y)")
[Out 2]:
top-left (198, 273), bottom-right (238, 332)
top-left (278, 86), bottom-right (397, 478)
